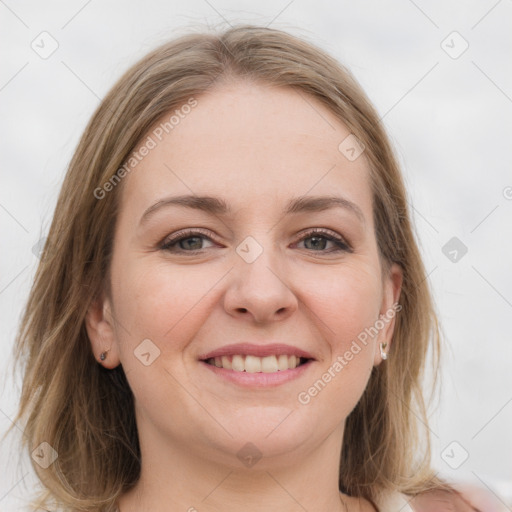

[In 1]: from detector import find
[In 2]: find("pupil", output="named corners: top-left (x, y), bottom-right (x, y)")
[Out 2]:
top-left (181, 237), bottom-right (202, 250)
top-left (306, 236), bottom-right (326, 250)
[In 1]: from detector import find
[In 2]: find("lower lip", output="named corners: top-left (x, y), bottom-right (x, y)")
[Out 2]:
top-left (199, 360), bottom-right (314, 388)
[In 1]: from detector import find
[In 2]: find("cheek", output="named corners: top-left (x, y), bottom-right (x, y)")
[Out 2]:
top-left (296, 262), bottom-right (381, 403)
top-left (298, 261), bottom-right (382, 346)
top-left (297, 261), bottom-right (382, 427)
top-left (109, 259), bottom-right (224, 411)
top-left (298, 268), bottom-right (381, 416)
top-left (111, 259), bottom-right (223, 350)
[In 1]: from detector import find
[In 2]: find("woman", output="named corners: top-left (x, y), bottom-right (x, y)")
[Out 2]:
top-left (9, 25), bottom-right (484, 511)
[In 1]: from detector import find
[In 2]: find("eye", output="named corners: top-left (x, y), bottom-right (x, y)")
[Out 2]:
top-left (160, 229), bottom-right (218, 253)
top-left (159, 228), bottom-right (351, 254)
top-left (294, 229), bottom-right (352, 253)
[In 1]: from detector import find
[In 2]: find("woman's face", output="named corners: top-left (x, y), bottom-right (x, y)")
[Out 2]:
top-left (88, 81), bottom-right (402, 469)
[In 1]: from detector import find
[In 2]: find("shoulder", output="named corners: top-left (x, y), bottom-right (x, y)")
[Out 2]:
top-left (374, 485), bottom-right (508, 512)
top-left (408, 488), bottom-right (480, 512)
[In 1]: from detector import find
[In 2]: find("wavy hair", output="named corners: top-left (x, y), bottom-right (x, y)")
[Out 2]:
top-left (7, 24), bottom-right (449, 511)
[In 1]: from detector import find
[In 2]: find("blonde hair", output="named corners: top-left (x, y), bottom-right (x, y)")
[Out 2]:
top-left (8, 24), bottom-right (450, 511)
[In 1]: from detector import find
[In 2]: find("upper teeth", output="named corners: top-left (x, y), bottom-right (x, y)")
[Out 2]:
top-left (206, 354), bottom-right (304, 373)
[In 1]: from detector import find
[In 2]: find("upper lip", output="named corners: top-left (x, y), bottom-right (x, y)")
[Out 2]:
top-left (198, 343), bottom-right (315, 360)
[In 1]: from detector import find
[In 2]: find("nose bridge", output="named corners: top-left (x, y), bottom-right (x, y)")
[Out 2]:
top-left (240, 244), bottom-right (282, 288)
top-left (223, 233), bottom-right (297, 322)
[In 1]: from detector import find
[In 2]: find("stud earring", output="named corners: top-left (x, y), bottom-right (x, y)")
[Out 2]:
top-left (380, 342), bottom-right (388, 360)
top-left (99, 349), bottom-right (110, 362)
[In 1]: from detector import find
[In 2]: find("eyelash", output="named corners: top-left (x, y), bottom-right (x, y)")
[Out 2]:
top-left (160, 228), bottom-right (352, 254)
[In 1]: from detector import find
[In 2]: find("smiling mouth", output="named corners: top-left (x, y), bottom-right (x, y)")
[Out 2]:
top-left (203, 354), bottom-right (312, 373)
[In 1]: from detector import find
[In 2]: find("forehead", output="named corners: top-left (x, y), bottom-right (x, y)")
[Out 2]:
top-left (120, 82), bottom-right (372, 219)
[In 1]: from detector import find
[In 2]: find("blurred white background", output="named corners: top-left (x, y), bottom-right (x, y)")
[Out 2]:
top-left (1, 1), bottom-right (511, 510)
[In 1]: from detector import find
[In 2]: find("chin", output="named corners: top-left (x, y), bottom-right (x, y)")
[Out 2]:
top-left (196, 412), bottom-right (321, 468)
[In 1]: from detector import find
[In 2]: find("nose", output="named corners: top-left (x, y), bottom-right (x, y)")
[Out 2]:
top-left (223, 244), bottom-right (298, 324)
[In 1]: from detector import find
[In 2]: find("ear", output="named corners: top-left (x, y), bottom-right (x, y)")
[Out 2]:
top-left (374, 262), bottom-right (403, 366)
top-left (85, 292), bottom-right (121, 369)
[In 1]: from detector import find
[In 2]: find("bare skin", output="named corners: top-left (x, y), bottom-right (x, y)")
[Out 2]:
top-left (86, 81), bottom-right (402, 512)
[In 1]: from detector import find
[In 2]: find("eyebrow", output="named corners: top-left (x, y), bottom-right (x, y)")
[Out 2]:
top-left (139, 194), bottom-right (365, 225)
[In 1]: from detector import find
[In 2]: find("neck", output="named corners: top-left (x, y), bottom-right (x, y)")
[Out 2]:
top-left (117, 415), bottom-right (355, 512)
